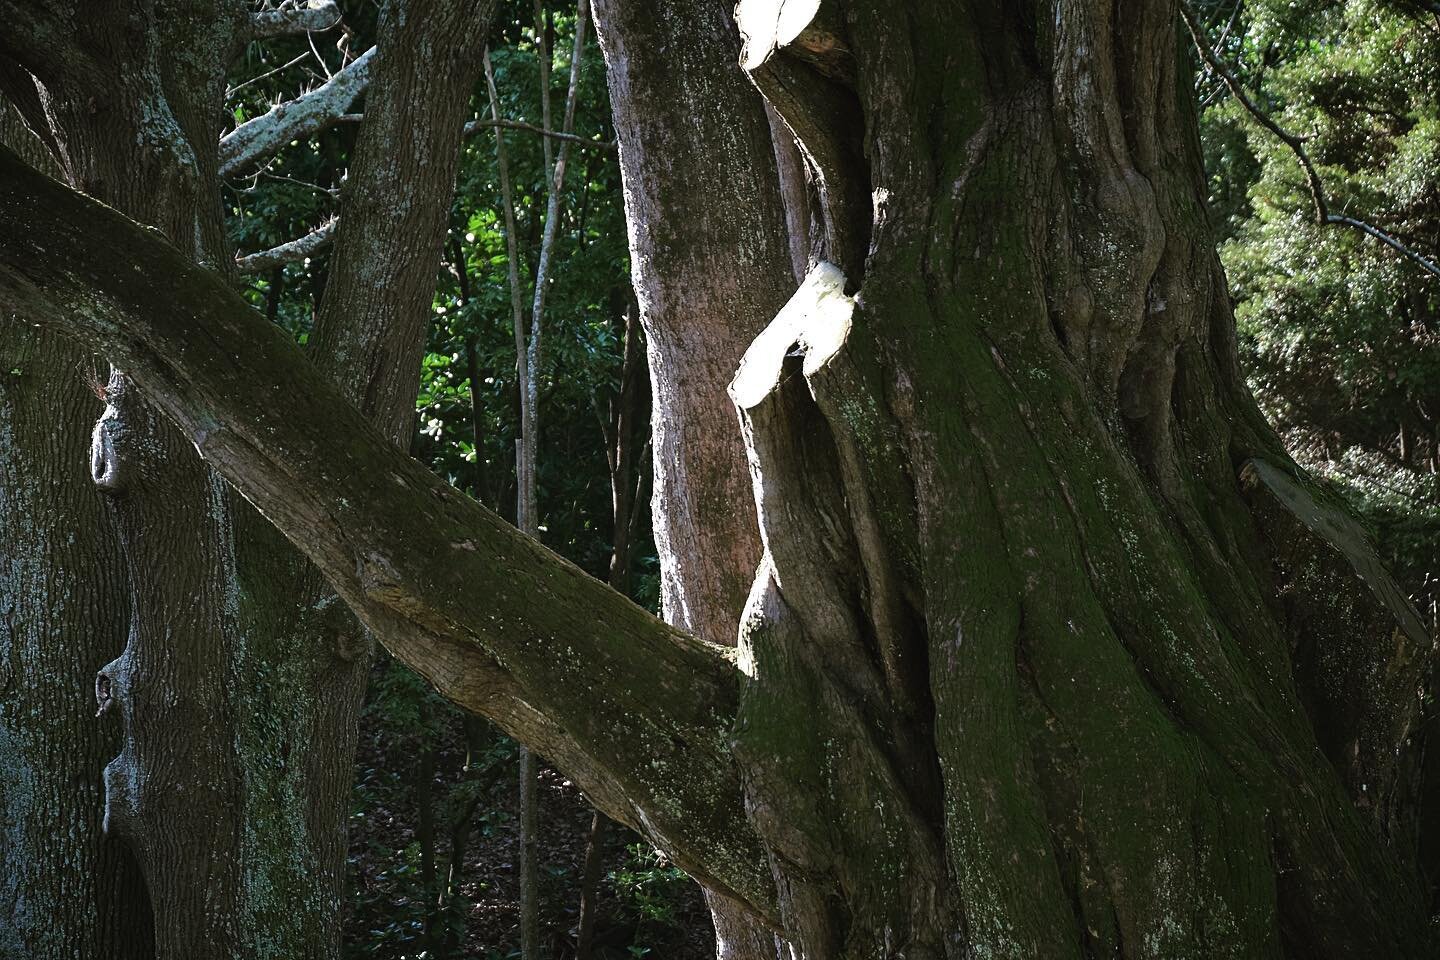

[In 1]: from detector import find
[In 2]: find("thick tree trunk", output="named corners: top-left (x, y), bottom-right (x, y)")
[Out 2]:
top-left (2, 0), bottom-right (1436, 956)
top-left (0, 98), bottom-right (153, 960)
top-left (720, 1), bottom-right (1434, 956)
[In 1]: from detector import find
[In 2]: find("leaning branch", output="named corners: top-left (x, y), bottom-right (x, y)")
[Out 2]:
top-left (1180, 0), bottom-right (1440, 278)
top-left (249, 1), bottom-right (341, 38)
top-left (0, 146), bottom-right (777, 928)
top-left (335, 112), bottom-right (616, 150)
top-left (235, 217), bottom-right (337, 273)
top-left (463, 117), bottom-right (616, 151)
top-left (219, 46), bottom-right (375, 177)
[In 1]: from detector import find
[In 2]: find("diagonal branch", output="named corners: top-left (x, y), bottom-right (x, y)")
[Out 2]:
top-left (463, 117), bottom-right (617, 150)
top-left (0, 145), bottom-right (777, 928)
top-left (235, 217), bottom-right (336, 273)
top-left (1180, 0), bottom-right (1440, 279)
top-left (219, 46), bottom-right (375, 177)
top-left (249, 0), bottom-right (341, 38)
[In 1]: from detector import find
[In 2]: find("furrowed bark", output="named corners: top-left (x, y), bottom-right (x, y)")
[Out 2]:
top-left (719, 0), bottom-right (1435, 955)
top-left (0, 146), bottom-right (778, 925)
top-left (0, 102), bottom-right (152, 959)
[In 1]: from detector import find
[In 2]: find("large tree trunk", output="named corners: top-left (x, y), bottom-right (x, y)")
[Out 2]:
top-left (2, 0), bottom-right (1435, 956)
top-left (0, 0), bottom-right (492, 955)
top-left (0, 105), bottom-right (152, 956)
top-left (590, 3), bottom-right (797, 954)
top-left (718, 1), bottom-right (1434, 956)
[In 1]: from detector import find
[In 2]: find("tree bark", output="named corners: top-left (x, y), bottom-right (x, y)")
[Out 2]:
top-left (2, 0), bottom-right (1437, 955)
top-left (0, 108), bottom-right (153, 958)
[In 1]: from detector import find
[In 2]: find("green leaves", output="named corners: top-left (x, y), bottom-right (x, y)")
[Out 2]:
top-left (1198, 0), bottom-right (1440, 603)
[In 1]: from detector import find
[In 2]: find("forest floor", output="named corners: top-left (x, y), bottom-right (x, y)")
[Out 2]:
top-left (343, 657), bottom-right (716, 960)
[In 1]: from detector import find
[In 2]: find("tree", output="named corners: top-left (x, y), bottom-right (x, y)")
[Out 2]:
top-left (2, 1), bottom-right (1436, 958)
top-left (0, 0), bottom-right (495, 955)
top-left (0, 104), bottom-right (154, 959)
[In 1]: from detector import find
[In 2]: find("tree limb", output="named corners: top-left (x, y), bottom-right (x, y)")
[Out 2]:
top-left (337, 112), bottom-right (617, 150)
top-left (1180, 0), bottom-right (1440, 278)
top-left (463, 117), bottom-right (617, 151)
top-left (0, 145), bottom-right (778, 928)
top-left (249, 1), bottom-right (341, 38)
top-left (219, 46), bottom-right (375, 177)
top-left (235, 217), bottom-right (336, 273)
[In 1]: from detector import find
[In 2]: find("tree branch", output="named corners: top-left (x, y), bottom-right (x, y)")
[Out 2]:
top-left (1180, 0), bottom-right (1440, 279)
top-left (0, 145), bottom-right (777, 928)
top-left (219, 46), bottom-right (375, 177)
top-left (249, 1), bottom-right (341, 38)
top-left (337, 112), bottom-right (617, 150)
top-left (235, 217), bottom-right (336, 273)
top-left (463, 117), bottom-right (617, 151)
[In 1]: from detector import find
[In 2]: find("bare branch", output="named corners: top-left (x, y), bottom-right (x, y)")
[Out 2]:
top-left (227, 50), bottom-right (312, 98)
top-left (249, 1), bottom-right (341, 39)
top-left (1180, 0), bottom-right (1440, 279)
top-left (463, 117), bottom-right (616, 151)
top-left (235, 217), bottom-right (336, 273)
top-left (219, 45), bottom-right (375, 177)
top-left (337, 112), bottom-right (616, 150)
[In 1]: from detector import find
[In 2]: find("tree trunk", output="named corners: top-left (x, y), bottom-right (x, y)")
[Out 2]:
top-left (2, 0), bottom-right (1436, 955)
top-left (0, 0), bottom-right (493, 954)
top-left (718, 1), bottom-right (1434, 955)
top-left (0, 102), bottom-right (153, 955)
top-left (590, 4), bottom-right (798, 954)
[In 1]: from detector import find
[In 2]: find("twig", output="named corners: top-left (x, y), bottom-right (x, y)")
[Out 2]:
top-left (335, 112), bottom-right (614, 150)
top-left (228, 50), bottom-right (312, 98)
top-left (463, 118), bottom-right (615, 150)
top-left (1181, 0), bottom-right (1440, 278)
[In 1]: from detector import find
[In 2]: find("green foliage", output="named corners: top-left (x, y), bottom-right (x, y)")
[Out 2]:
top-left (1195, 0), bottom-right (1440, 609)
top-left (222, 4), bottom-right (696, 956)
top-left (607, 844), bottom-right (691, 929)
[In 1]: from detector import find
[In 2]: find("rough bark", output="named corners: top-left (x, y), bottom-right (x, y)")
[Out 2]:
top-left (0, 105), bottom-right (152, 960)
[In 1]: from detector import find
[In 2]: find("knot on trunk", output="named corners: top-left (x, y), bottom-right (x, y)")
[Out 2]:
top-left (90, 402), bottom-right (128, 494)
